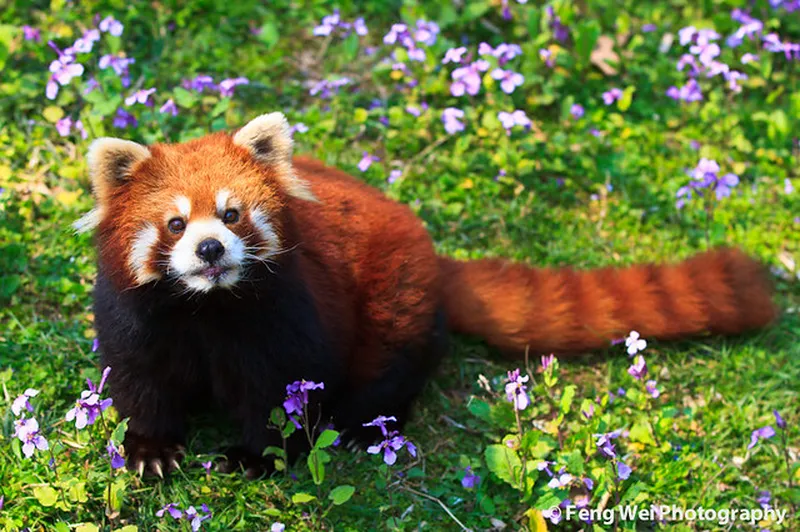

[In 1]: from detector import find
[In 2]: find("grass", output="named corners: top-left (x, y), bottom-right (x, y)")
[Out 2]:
top-left (1, 0), bottom-right (799, 530)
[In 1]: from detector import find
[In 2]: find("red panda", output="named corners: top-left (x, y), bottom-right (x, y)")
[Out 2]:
top-left (77, 112), bottom-right (777, 478)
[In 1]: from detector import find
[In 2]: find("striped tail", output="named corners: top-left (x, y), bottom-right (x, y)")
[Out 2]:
top-left (439, 248), bottom-right (777, 355)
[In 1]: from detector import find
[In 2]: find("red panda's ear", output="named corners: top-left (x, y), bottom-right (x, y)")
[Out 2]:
top-left (73, 138), bottom-right (151, 233)
top-left (233, 112), bottom-right (317, 202)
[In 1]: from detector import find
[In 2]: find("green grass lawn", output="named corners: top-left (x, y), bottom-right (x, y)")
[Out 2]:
top-left (1, 1), bottom-right (799, 530)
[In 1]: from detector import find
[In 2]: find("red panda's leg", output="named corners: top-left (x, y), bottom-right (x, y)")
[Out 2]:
top-left (334, 307), bottom-right (448, 447)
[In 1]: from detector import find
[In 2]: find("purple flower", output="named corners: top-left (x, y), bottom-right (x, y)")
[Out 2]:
top-left (441, 108), bottom-right (465, 134)
top-left (22, 25), bottom-right (40, 42)
top-left (546, 6), bottom-right (569, 42)
top-left (645, 380), bottom-right (660, 399)
top-left (367, 433), bottom-right (417, 465)
top-left (69, 29), bottom-right (101, 54)
top-left (14, 418), bottom-right (49, 458)
top-left (357, 152), bottom-right (380, 172)
top-left (461, 466), bottom-right (480, 488)
top-left (218, 77), bottom-right (249, 97)
top-left (271, 524), bottom-right (286, 532)
top-left (413, 20), bottom-right (439, 46)
top-left (583, 477), bottom-right (594, 490)
top-left (159, 99), bottom-right (178, 116)
top-left (594, 429), bottom-right (622, 458)
top-left (363, 415), bottom-right (398, 437)
top-left (289, 122), bottom-right (308, 135)
top-left (46, 45), bottom-right (84, 100)
top-left (542, 506), bottom-right (562, 524)
top-left (98, 54), bottom-right (135, 84)
top-left (602, 88), bottom-right (623, 105)
top-left (774, 410), bottom-right (787, 429)
top-left (99, 16), bottom-right (124, 37)
top-left (450, 60), bottom-right (489, 96)
top-left (0, 495), bottom-right (4, 511)
top-left (184, 74), bottom-right (217, 92)
top-left (715, 173), bottom-right (740, 199)
top-left (504, 368), bottom-right (530, 410)
top-left (185, 504), bottom-right (212, 531)
top-left (570, 104), bottom-right (584, 119)
top-left (582, 402), bottom-right (595, 419)
top-left (91, 338), bottom-right (100, 352)
top-left (125, 88), bottom-right (156, 107)
top-left (65, 366), bottom-right (113, 429)
top-left (353, 18), bottom-right (368, 36)
top-left (541, 354), bottom-right (555, 371)
top-left (11, 388), bottom-right (39, 416)
top-left (157, 503), bottom-right (184, 520)
top-left (55, 117), bottom-right (87, 139)
top-left (442, 46), bottom-right (467, 64)
top-left (202, 460), bottom-right (213, 474)
top-left (690, 42), bottom-right (720, 66)
top-left (107, 441), bottom-right (125, 469)
top-left (757, 490), bottom-right (771, 509)
top-left (536, 460), bottom-right (554, 476)
top-left (725, 71), bottom-right (747, 93)
top-left (491, 68), bottom-right (524, 94)
top-left (642, 23), bottom-right (657, 33)
top-left (617, 461), bottom-right (632, 480)
top-left (625, 330), bottom-right (646, 356)
top-left (627, 355), bottom-right (647, 380)
top-left (539, 48), bottom-right (554, 68)
top-left (113, 108), bottom-right (137, 129)
top-left (492, 43), bottom-right (523, 64)
top-left (748, 425), bottom-right (776, 449)
top-left (388, 170), bottom-right (402, 184)
top-left (497, 110), bottom-right (531, 132)
top-left (313, 10), bottom-right (341, 36)
top-left (547, 472), bottom-right (573, 489)
top-left (667, 79), bottom-right (703, 102)
top-left (282, 380), bottom-right (325, 416)
top-left (309, 77), bottom-right (351, 99)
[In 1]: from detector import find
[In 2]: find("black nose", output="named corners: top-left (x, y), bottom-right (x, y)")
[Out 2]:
top-left (196, 238), bottom-right (225, 263)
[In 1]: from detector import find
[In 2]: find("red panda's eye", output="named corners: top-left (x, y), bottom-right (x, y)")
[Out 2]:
top-left (222, 209), bottom-right (239, 224)
top-left (168, 218), bottom-right (186, 234)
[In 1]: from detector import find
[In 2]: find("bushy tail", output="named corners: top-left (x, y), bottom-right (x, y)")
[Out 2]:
top-left (439, 248), bottom-right (777, 356)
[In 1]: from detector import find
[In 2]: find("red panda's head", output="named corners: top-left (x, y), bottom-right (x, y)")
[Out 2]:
top-left (75, 112), bottom-right (316, 293)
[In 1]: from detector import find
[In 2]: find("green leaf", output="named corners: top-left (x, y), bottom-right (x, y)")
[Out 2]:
top-left (291, 492), bottom-right (316, 504)
top-left (75, 525), bottom-right (100, 532)
top-left (258, 20), bottom-right (280, 48)
top-left (575, 20), bottom-right (601, 64)
top-left (353, 108), bottom-right (368, 124)
top-left (281, 422), bottom-right (296, 438)
top-left (534, 491), bottom-right (562, 510)
top-left (484, 444), bottom-right (522, 488)
top-left (629, 420), bottom-right (656, 446)
top-left (462, 1), bottom-right (491, 22)
top-left (314, 429), bottom-right (340, 449)
top-left (467, 398), bottom-right (491, 421)
top-left (173, 87), bottom-right (199, 108)
top-left (262, 446), bottom-right (285, 458)
top-left (342, 33), bottom-right (360, 61)
top-left (111, 418), bottom-right (128, 446)
top-left (617, 86), bottom-right (636, 112)
top-left (211, 98), bottom-right (230, 118)
top-left (270, 407), bottom-right (286, 428)
top-left (560, 385), bottom-right (576, 414)
top-left (113, 526), bottom-right (138, 532)
top-left (43, 106), bottom-right (64, 123)
top-left (34, 486), bottom-right (59, 507)
top-left (307, 448), bottom-right (331, 485)
top-left (328, 485), bottom-right (355, 505)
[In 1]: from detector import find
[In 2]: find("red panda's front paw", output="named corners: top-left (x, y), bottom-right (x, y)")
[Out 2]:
top-left (123, 432), bottom-right (185, 479)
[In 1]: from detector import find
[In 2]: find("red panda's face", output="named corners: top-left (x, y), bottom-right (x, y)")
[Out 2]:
top-left (76, 113), bottom-right (316, 293)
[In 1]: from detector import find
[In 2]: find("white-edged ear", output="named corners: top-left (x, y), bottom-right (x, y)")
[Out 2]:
top-left (73, 137), bottom-right (151, 233)
top-left (233, 112), bottom-right (317, 202)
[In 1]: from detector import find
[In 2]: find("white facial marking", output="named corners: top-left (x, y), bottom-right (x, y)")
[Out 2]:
top-left (216, 189), bottom-right (231, 214)
top-left (248, 207), bottom-right (281, 257)
top-left (175, 195), bottom-right (191, 218)
top-left (169, 218), bottom-right (245, 292)
top-left (128, 224), bottom-right (161, 285)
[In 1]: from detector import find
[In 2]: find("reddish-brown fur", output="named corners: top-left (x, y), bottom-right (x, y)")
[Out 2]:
top-left (98, 133), bottom-right (777, 365)
top-left (439, 249), bottom-right (777, 355)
